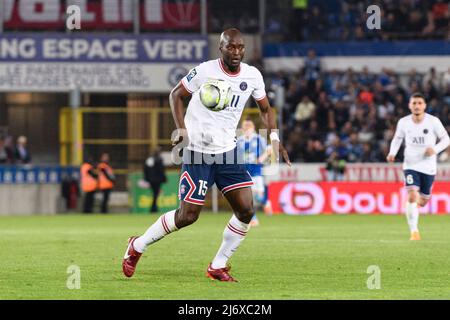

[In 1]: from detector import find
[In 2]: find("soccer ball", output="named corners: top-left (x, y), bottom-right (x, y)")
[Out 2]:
top-left (199, 79), bottom-right (232, 112)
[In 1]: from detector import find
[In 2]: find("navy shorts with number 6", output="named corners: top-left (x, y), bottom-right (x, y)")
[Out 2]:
top-left (178, 148), bottom-right (253, 205)
top-left (404, 169), bottom-right (435, 199)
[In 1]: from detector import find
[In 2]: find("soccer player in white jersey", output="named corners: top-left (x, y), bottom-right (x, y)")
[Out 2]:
top-left (387, 93), bottom-right (450, 240)
top-left (122, 28), bottom-right (291, 282)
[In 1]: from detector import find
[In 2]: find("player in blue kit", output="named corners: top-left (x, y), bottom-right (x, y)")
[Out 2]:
top-left (122, 28), bottom-right (291, 282)
top-left (237, 118), bottom-right (272, 226)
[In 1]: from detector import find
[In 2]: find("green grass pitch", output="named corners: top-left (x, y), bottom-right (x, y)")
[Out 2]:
top-left (0, 213), bottom-right (449, 300)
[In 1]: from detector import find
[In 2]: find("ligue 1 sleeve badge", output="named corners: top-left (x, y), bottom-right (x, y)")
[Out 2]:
top-left (239, 82), bottom-right (247, 91)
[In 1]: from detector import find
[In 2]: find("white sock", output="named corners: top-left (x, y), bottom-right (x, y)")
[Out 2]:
top-left (211, 215), bottom-right (250, 269)
top-left (133, 209), bottom-right (178, 253)
top-left (406, 202), bottom-right (419, 233)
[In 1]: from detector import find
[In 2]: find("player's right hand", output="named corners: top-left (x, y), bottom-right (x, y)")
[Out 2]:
top-left (386, 154), bottom-right (395, 162)
top-left (171, 128), bottom-right (189, 147)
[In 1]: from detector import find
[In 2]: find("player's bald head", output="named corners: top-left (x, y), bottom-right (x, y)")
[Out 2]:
top-left (219, 28), bottom-right (245, 71)
top-left (219, 28), bottom-right (243, 47)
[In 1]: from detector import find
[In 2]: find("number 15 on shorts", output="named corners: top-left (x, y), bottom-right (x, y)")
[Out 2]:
top-left (198, 180), bottom-right (208, 196)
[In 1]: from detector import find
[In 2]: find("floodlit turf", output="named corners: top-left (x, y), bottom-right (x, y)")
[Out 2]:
top-left (0, 213), bottom-right (449, 300)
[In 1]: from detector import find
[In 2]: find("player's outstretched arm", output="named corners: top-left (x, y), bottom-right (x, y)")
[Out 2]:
top-left (169, 82), bottom-right (191, 146)
top-left (387, 121), bottom-right (404, 162)
top-left (256, 96), bottom-right (291, 166)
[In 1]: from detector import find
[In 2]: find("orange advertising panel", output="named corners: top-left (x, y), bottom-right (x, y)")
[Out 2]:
top-left (268, 182), bottom-right (450, 215)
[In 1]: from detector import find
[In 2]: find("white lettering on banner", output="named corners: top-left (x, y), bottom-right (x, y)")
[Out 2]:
top-left (143, 40), bottom-right (205, 60)
top-left (70, 0), bottom-right (95, 22)
top-left (270, 182), bottom-right (450, 214)
top-left (330, 187), bottom-right (353, 214)
top-left (430, 193), bottom-right (450, 213)
top-left (41, 39), bottom-right (139, 60)
top-left (3, 0), bottom-right (15, 21)
top-left (145, 0), bottom-right (163, 23)
top-left (20, 0), bottom-right (59, 22)
top-left (4, 0), bottom-right (186, 26)
top-left (377, 193), bottom-right (400, 214)
top-left (0, 39), bottom-right (36, 59)
top-left (103, 0), bottom-right (119, 22)
top-left (0, 62), bottom-right (198, 92)
top-left (98, 0), bottom-right (133, 22)
top-left (353, 192), bottom-right (376, 214)
top-left (266, 163), bottom-right (450, 182)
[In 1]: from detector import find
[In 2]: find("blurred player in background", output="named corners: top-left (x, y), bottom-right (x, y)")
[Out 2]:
top-left (387, 93), bottom-right (450, 240)
top-left (122, 28), bottom-right (290, 282)
top-left (237, 118), bottom-right (272, 226)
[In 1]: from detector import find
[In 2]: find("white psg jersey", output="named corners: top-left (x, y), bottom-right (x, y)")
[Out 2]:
top-left (180, 58), bottom-right (266, 154)
top-left (389, 113), bottom-right (450, 175)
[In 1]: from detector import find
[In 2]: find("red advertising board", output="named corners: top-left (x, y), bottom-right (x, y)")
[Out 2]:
top-left (268, 182), bottom-right (450, 215)
top-left (3, 0), bottom-right (200, 30)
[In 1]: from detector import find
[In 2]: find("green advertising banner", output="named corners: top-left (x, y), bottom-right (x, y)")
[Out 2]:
top-left (128, 170), bottom-right (179, 214)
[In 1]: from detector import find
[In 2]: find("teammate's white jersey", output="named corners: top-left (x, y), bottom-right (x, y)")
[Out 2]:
top-left (180, 58), bottom-right (266, 154)
top-left (389, 113), bottom-right (450, 175)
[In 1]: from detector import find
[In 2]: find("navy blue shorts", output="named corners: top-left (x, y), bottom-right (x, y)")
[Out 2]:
top-left (404, 169), bottom-right (435, 198)
top-left (178, 148), bottom-right (253, 205)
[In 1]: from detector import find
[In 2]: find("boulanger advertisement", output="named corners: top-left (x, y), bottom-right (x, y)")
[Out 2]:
top-left (268, 182), bottom-right (450, 215)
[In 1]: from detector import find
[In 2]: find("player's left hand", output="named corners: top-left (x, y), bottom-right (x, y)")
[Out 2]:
top-left (272, 140), bottom-right (291, 166)
top-left (424, 147), bottom-right (436, 157)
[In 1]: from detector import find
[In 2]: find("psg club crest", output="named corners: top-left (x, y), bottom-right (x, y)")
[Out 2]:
top-left (423, 129), bottom-right (428, 134)
top-left (180, 184), bottom-right (187, 195)
top-left (239, 82), bottom-right (247, 91)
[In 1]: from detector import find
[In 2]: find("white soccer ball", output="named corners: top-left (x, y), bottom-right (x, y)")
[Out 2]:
top-left (199, 79), bottom-right (232, 112)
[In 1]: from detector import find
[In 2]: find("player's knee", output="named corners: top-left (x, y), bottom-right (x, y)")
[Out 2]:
top-left (178, 207), bottom-right (200, 227)
top-left (235, 204), bottom-right (255, 223)
top-left (408, 191), bottom-right (419, 203)
top-left (418, 198), bottom-right (429, 207)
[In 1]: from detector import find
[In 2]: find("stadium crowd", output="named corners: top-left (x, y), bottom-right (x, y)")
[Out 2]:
top-left (289, 0), bottom-right (450, 41)
top-left (0, 135), bottom-right (31, 164)
top-left (264, 54), bottom-right (450, 164)
top-left (211, 0), bottom-right (450, 41)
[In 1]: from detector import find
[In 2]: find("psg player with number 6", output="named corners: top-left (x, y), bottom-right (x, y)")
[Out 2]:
top-left (387, 93), bottom-right (449, 241)
top-left (122, 28), bottom-right (291, 282)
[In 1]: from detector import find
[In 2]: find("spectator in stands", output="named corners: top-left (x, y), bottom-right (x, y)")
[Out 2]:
top-left (423, 67), bottom-right (440, 90)
top-left (143, 146), bottom-right (167, 213)
top-left (325, 151), bottom-right (346, 181)
top-left (81, 156), bottom-right (98, 214)
top-left (346, 132), bottom-right (364, 162)
top-left (304, 49), bottom-right (321, 91)
top-left (441, 67), bottom-right (450, 96)
top-left (14, 135), bottom-right (31, 164)
top-left (0, 136), bottom-right (14, 164)
top-left (304, 140), bottom-right (326, 162)
top-left (294, 95), bottom-right (316, 126)
top-left (408, 68), bottom-right (423, 87)
top-left (430, 0), bottom-right (449, 30)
